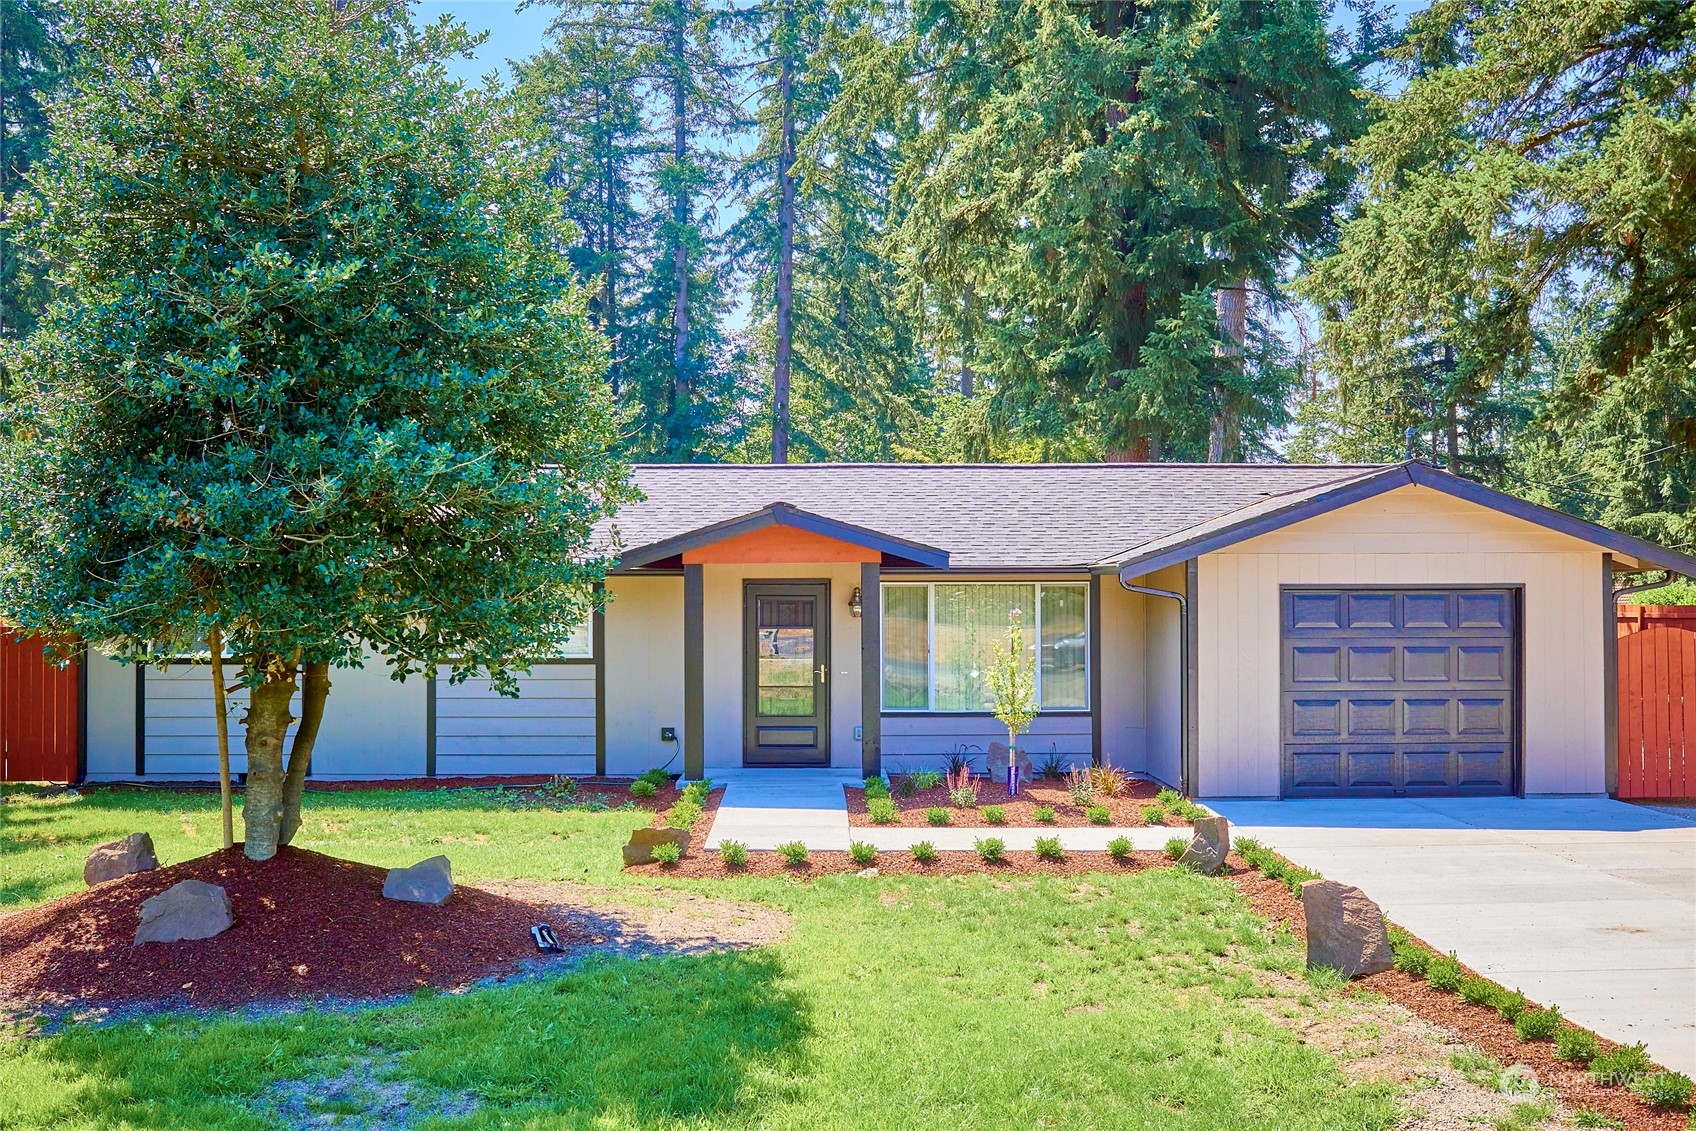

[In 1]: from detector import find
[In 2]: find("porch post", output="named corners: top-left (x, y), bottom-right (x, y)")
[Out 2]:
top-left (860, 561), bottom-right (881, 778)
top-left (1602, 553), bottom-right (1618, 797)
top-left (684, 564), bottom-right (704, 780)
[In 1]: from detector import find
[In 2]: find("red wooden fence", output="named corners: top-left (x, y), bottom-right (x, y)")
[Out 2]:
top-left (1617, 606), bottom-right (1696, 799)
top-left (0, 633), bottom-right (81, 782)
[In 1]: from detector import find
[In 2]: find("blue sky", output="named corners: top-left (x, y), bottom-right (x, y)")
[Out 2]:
top-left (414, 2), bottom-right (552, 87)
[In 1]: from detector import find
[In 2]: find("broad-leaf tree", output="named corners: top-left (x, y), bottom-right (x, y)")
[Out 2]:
top-left (0, 0), bottom-right (632, 859)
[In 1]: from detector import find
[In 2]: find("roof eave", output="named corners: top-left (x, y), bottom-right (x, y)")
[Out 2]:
top-left (613, 502), bottom-right (951, 572)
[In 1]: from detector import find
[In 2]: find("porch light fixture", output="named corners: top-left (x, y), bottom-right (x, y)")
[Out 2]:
top-left (848, 586), bottom-right (863, 618)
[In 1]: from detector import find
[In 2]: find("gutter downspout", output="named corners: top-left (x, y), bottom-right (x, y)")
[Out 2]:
top-left (1613, 569), bottom-right (1678, 604)
top-left (1119, 578), bottom-right (1191, 797)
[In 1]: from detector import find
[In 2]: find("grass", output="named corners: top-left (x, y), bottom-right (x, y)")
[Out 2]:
top-left (0, 785), bottom-right (1406, 1130)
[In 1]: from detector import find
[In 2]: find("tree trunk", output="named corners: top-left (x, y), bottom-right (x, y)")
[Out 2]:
top-left (1210, 281), bottom-right (1247, 463)
top-left (240, 669), bottom-right (298, 861)
top-left (278, 661), bottom-right (330, 847)
top-left (771, 5), bottom-right (796, 465)
top-left (208, 626), bottom-right (234, 850)
top-left (670, 11), bottom-right (690, 436)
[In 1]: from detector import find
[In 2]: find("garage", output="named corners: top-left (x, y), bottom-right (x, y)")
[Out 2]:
top-left (1281, 587), bottom-right (1518, 798)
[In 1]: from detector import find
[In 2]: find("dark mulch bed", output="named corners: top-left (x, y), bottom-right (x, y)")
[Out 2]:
top-left (1222, 856), bottom-right (1686, 1130)
top-left (627, 848), bottom-right (1174, 880)
top-left (845, 777), bottom-right (1180, 828)
top-left (0, 847), bottom-right (577, 1015)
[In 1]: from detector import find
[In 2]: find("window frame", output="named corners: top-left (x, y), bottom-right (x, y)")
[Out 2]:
top-left (879, 580), bottom-right (1091, 714)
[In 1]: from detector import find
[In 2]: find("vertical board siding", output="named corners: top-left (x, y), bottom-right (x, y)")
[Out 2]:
top-left (433, 663), bottom-right (597, 777)
top-left (1617, 607), bottom-right (1695, 799)
top-left (1, 634), bottom-right (81, 782)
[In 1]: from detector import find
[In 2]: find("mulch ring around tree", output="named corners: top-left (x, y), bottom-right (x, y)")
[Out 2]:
top-left (845, 777), bottom-right (1182, 828)
top-left (1223, 855), bottom-right (1687, 1130)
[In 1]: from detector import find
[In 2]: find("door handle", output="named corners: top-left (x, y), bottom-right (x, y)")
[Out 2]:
top-left (816, 666), bottom-right (827, 685)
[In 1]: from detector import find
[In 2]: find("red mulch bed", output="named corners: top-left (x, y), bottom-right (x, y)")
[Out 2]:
top-left (650, 786), bottom-right (724, 831)
top-left (844, 778), bottom-right (1181, 828)
top-left (628, 848), bottom-right (1175, 880)
top-left (0, 847), bottom-right (576, 1015)
top-left (1222, 856), bottom-right (1686, 1130)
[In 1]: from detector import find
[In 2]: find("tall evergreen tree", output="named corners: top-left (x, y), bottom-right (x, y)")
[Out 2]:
top-left (1, 0), bottom-right (74, 342)
top-left (887, 0), bottom-right (1363, 461)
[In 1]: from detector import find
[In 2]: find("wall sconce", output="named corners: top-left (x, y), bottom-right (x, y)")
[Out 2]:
top-left (848, 586), bottom-right (863, 618)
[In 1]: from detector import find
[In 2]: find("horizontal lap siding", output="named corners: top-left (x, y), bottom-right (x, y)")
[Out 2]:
top-left (434, 664), bottom-right (596, 777)
top-left (143, 664), bottom-right (293, 772)
top-left (1198, 486), bottom-right (1606, 798)
top-left (880, 713), bottom-right (1093, 772)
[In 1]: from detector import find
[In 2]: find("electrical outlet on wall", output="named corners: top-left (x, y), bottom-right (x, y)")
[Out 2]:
top-left (659, 727), bottom-right (677, 743)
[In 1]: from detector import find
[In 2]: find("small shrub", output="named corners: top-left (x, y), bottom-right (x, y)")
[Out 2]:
top-left (1494, 989), bottom-right (1528, 1022)
top-left (1032, 805), bottom-right (1057, 823)
top-left (893, 773), bottom-right (918, 798)
top-left (944, 749), bottom-right (975, 776)
top-left (1089, 765), bottom-right (1127, 797)
top-left (1156, 788), bottom-right (1182, 808)
top-left (1425, 953), bottom-right (1465, 992)
top-left (1555, 1026), bottom-right (1601, 1064)
top-left (650, 841), bottom-right (682, 866)
top-left (975, 837), bottom-right (1005, 862)
top-left (777, 841), bottom-right (809, 865)
top-left (630, 779), bottom-right (659, 798)
top-left (639, 767), bottom-right (670, 787)
top-left (1065, 767), bottom-right (1094, 806)
top-left (718, 840), bottom-right (748, 868)
top-left (912, 769), bottom-right (943, 790)
top-left (1590, 1043), bottom-right (1652, 1084)
top-left (1037, 750), bottom-right (1066, 780)
top-left (680, 780), bottom-right (711, 805)
top-left (910, 840), bottom-right (938, 863)
top-left (1392, 941), bottom-right (1431, 976)
top-left (1280, 865), bottom-right (1321, 896)
top-left (949, 788), bottom-right (978, 808)
top-left (982, 805), bottom-right (1006, 825)
top-left (1234, 835), bottom-right (1263, 855)
top-left (1139, 804), bottom-right (1164, 826)
top-left (848, 840), bottom-right (877, 866)
top-left (945, 764), bottom-right (979, 808)
top-left (1033, 836), bottom-right (1065, 861)
top-left (1515, 1007), bottom-right (1561, 1042)
top-left (665, 800), bottom-right (702, 830)
top-left (1163, 836), bottom-right (1188, 860)
top-left (1085, 805), bottom-right (1112, 825)
top-left (1631, 1072), bottom-right (1695, 1111)
top-left (925, 806), bottom-right (951, 826)
top-left (1458, 976), bottom-right (1496, 1006)
top-left (863, 776), bottom-right (889, 799)
top-left (867, 798), bottom-right (898, 824)
top-left (1106, 836), bottom-right (1133, 859)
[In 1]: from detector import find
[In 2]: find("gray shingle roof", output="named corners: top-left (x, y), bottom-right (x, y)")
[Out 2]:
top-left (599, 463), bottom-right (1388, 571)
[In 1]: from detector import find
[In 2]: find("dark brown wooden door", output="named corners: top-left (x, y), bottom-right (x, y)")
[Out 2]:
top-left (1281, 588), bottom-right (1517, 797)
top-left (743, 582), bottom-right (830, 766)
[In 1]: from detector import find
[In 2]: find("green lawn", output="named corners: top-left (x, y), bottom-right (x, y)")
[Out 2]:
top-left (1, 786), bottom-right (1400, 1130)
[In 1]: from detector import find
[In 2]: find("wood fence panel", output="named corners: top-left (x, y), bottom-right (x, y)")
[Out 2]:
top-left (1618, 606), bottom-right (1695, 799)
top-left (0, 633), bottom-right (82, 782)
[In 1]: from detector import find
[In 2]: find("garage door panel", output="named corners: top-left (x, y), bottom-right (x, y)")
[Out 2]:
top-left (1282, 587), bottom-right (1516, 798)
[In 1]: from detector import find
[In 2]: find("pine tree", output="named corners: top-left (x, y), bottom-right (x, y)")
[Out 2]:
top-left (0, 0), bottom-right (74, 342)
top-left (889, 0), bottom-right (1363, 461)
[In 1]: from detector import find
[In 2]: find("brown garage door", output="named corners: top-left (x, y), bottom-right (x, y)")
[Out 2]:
top-left (1281, 588), bottom-right (1517, 798)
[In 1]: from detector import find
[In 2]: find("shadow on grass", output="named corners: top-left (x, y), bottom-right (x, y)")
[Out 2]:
top-left (20, 948), bottom-right (808, 1130)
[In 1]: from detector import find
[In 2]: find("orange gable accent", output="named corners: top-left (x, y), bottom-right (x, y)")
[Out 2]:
top-left (681, 524), bottom-right (881, 564)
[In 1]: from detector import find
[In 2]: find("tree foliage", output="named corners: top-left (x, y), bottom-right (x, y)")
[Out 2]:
top-left (0, 0), bottom-right (631, 857)
top-left (0, 0), bottom-right (74, 341)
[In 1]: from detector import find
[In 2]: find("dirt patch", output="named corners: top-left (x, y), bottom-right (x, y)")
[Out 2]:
top-left (846, 777), bottom-right (1180, 828)
top-left (629, 848), bottom-right (1175, 880)
top-left (257, 1056), bottom-right (478, 1131)
top-left (1224, 860), bottom-right (1688, 1130)
top-left (480, 881), bottom-right (789, 958)
top-left (0, 847), bottom-right (573, 1018)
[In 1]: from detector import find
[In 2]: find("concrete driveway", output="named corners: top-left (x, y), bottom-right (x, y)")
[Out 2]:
top-left (1208, 797), bottom-right (1696, 1075)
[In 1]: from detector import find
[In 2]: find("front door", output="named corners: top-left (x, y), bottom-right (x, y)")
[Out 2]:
top-left (743, 581), bottom-right (830, 766)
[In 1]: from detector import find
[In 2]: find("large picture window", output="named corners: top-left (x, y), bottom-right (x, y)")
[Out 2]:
top-left (881, 582), bottom-right (1089, 712)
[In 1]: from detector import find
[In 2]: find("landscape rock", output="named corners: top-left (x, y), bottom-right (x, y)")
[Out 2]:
top-left (85, 833), bottom-right (159, 886)
top-left (1190, 814), bottom-right (1230, 854)
top-left (382, 856), bottom-right (454, 905)
top-left (134, 879), bottom-right (233, 945)
top-left (985, 742), bottom-right (1033, 785)
top-left (1177, 834), bottom-right (1227, 875)
top-left (622, 827), bottom-right (690, 867)
top-left (1301, 879), bottom-right (1393, 977)
top-left (856, 867), bottom-right (879, 879)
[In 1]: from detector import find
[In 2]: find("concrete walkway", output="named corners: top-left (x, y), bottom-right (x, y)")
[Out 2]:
top-left (1209, 797), bottom-right (1696, 1075)
top-left (701, 769), bottom-right (1194, 854)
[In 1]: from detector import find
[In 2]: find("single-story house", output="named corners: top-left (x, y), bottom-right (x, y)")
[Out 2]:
top-left (81, 460), bottom-right (1696, 799)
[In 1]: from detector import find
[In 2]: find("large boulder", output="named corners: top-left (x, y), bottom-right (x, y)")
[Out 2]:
top-left (1301, 879), bottom-right (1393, 977)
top-left (623, 827), bottom-right (689, 866)
top-left (985, 742), bottom-right (1033, 785)
top-left (85, 832), bottom-right (159, 887)
top-left (382, 856), bottom-right (454, 906)
top-left (134, 879), bottom-right (233, 945)
top-left (1177, 814), bottom-right (1230, 875)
